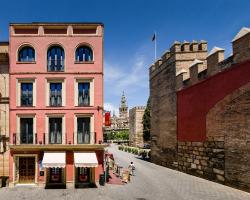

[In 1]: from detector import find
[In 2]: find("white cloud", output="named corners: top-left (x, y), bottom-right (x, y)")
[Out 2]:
top-left (104, 63), bottom-right (125, 81)
top-left (104, 43), bottom-right (152, 109)
top-left (104, 102), bottom-right (119, 116)
top-left (105, 50), bottom-right (149, 95)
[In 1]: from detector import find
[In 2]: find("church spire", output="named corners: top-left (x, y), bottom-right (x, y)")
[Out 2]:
top-left (119, 91), bottom-right (128, 118)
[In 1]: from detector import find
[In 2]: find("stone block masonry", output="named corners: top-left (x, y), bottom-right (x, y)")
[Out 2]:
top-left (178, 137), bottom-right (225, 184)
top-left (150, 27), bottom-right (250, 192)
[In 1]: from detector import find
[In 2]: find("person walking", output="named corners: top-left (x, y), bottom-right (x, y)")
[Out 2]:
top-left (128, 162), bottom-right (135, 176)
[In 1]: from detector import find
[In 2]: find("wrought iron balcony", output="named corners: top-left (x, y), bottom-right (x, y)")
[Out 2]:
top-left (11, 132), bottom-right (99, 146)
top-left (74, 131), bottom-right (96, 144)
top-left (9, 132), bottom-right (106, 151)
top-left (12, 133), bottom-right (38, 145)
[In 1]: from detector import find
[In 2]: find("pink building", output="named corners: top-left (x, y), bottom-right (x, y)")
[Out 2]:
top-left (8, 22), bottom-right (105, 188)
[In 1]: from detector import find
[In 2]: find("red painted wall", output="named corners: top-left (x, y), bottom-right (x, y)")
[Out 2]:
top-left (177, 60), bottom-right (250, 141)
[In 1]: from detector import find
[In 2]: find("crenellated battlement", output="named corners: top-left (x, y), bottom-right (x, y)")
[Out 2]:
top-left (150, 40), bottom-right (208, 79)
top-left (130, 106), bottom-right (146, 111)
top-left (150, 26), bottom-right (250, 91)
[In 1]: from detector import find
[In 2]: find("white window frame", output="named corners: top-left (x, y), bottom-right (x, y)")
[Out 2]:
top-left (74, 78), bottom-right (94, 107)
top-left (45, 114), bottom-right (66, 145)
top-left (46, 78), bottom-right (66, 107)
top-left (16, 78), bottom-right (36, 107)
top-left (74, 114), bottom-right (94, 144)
top-left (16, 114), bottom-right (36, 145)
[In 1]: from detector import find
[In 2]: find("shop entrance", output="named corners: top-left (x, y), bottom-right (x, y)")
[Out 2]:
top-left (77, 167), bottom-right (90, 183)
top-left (49, 168), bottom-right (63, 184)
top-left (19, 157), bottom-right (35, 183)
top-left (75, 167), bottom-right (93, 188)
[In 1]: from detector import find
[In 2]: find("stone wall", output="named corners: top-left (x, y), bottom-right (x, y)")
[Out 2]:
top-left (178, 137), bottom-right (225, 184)
top-left (206, 82), bottom-right (250, 191)
top-left (129, 106), bottom-right (145, 147)
top-left (150, 60), bottom-right (178, 168)
top-left (150, 28), bottom-right (250, 192)
top-left (0, 42), bottom-right (9, 178)
top-left (150, 41), bottom-right (208, 168)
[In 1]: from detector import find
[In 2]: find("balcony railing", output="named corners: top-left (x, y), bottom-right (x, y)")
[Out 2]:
top-left (11, 132), bottom-right (99, 145)
top-left (12, 133), bottom-right (37, 145)
top-left (47, 59), bottom-right (64, 72)
top-left (74, 132), bottom-right (96, 144)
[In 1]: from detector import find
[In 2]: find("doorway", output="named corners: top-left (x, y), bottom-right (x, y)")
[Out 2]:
top-left (19, 157), bottom-right (35, 183)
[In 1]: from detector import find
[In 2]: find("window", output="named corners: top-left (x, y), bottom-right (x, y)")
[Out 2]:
top-left (50, 168), bottom-right (62, 183)
top-left (49, 118), bottom-right (62, 144)
top-left (47, 46), bottom-right (64, 71)
top-left (77, 117), bottom-right (90, 144)
top-left (49, 83), bottom-right (62, 106)
top-left (21, 83), bottom-right (33, 106)
top-left (20, 118), bottom-right (33, 144)
top-left (18, 46), bottom-right (35, 62)
top-left (77, 168), bottom-right (90, 183)
top-left (78, 83), bottom-right (90, 106)
top-left (75, 46), bottom-right (93, 62)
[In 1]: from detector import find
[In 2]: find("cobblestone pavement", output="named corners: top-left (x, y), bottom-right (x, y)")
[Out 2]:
top-left (1, 144), bottom-right (250, 200)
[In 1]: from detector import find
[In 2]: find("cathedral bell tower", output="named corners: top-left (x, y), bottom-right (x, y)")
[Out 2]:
top-left (119, 91), bottom-right (128, 118)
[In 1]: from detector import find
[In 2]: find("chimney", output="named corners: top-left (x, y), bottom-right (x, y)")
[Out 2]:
top-left (232, 27), bottom-right (250, 63)
top-left (207, 47), bottom-right (225, 76)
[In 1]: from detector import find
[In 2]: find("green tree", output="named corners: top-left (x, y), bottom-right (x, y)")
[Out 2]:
top-left (106, 130), bottom-right (129, 140)
top-left (143, 97), bottom-right (151, 142)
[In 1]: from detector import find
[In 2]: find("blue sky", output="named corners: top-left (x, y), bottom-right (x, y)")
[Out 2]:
top-left (1, 0), bottom-right (250, 114)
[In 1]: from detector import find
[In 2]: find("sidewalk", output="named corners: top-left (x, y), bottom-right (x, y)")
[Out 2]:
top-left (107, 171), bottom-right (124, 185)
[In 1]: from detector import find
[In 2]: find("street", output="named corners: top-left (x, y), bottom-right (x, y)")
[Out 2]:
top-left (0, 144), bottom-right (250, 200)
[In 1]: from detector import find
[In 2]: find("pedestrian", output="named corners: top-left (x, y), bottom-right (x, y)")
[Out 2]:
top-left (128, 162), bottom-right (135, 176)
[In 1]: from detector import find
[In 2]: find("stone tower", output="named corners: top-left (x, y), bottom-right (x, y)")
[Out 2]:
top-left (119, 91), bottom-right (128, 118)
top-left (149, 40), bottom-right (208, 168)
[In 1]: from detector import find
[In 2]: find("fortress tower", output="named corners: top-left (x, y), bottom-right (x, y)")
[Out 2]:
top-left (149, 40), bottom-right (208, 168)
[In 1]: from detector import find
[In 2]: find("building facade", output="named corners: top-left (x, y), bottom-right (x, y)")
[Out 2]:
top-left (0, 42), bottom-right (9, 185)
top-left (129, 106), bottom-right (145, 147)
top-left (8, 22), bottom-right (105, 188)
top-left (150, 27), bottom-right (250, 191)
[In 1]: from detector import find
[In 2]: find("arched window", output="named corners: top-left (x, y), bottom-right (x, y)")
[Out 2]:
top-left (75, 46), bottom-right (93, 62)
top-left (18, 46), bottom-right (35, 62)
top-left (47, 45), bottom-right (65, 71)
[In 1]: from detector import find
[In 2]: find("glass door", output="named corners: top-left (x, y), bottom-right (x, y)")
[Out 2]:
top-left (49, 118), bottom-right (62, 144)
top-left (77, 118), bottom-right (90, 144)
top-left (20, 118), bottom-right (33, 144)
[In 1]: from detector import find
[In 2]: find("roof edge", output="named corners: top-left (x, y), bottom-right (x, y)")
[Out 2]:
top-left (9, 22), bottom-right (104, 26)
